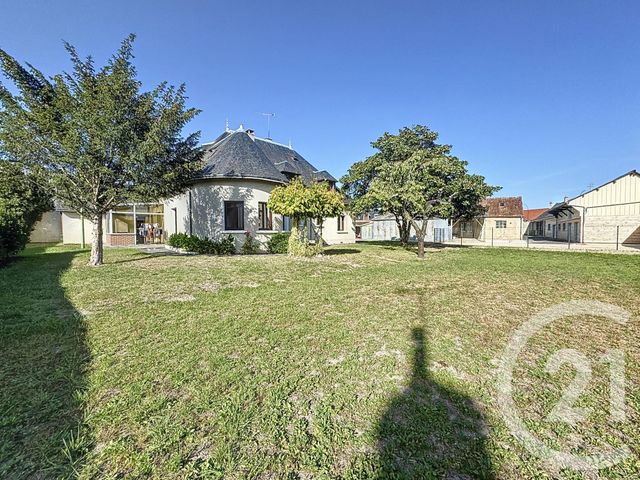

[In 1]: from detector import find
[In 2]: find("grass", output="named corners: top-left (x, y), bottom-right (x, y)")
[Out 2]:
top-left (1, 243), bottom-right (639, 479)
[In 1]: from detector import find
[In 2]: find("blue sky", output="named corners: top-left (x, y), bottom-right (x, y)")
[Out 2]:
top-left (3, 0), bottom-right (639, 208)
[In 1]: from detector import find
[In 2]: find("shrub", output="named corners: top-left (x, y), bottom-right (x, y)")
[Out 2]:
top-left (217, 235), bottom-right (236, 255)
top-left (167, 233), bottom-right (236, 255)
top-left (241, 231), bottom-right (261, 255)
top-left (287, 226), bottom-right (323, 257)
top-left (167, 232), bottom-right (189, 249)
top-left (267, 232), bottom-right (290, 254)
top-left (0, 163), bottom-right (51, 262)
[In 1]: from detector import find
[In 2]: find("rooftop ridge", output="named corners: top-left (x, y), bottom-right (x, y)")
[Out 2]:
top-left (202, 130), bottom-right (294, 150)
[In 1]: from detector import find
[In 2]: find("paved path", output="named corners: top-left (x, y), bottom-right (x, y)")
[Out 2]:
top-left (442, 238), bottom-right (640, 254)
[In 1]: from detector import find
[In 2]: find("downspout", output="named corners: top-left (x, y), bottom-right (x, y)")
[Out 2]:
top-left (172, 207), bottom-right (178, 235)
top-left (133, 203), bottom-right (137, 245)
top-left (188, 190), bottom-right (193, 236)
top-left (80, 210), bottom-right (85, 249)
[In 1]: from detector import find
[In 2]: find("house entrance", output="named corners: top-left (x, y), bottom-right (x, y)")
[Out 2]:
top-left (107, 203), bottom-right (165, 246)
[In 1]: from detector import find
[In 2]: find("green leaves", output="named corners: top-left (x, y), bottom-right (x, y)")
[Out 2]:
top-left (0, 35), bottom-right (202, 216)
top-left (267, 178), bottom-right (344, 222)
top-left (0, 162), bottom-right (51, 259)
top-left (268, 178), bottom-right (345, 256)
top-left (341, 124), bottom-right (499, 254)
top-left (0, 35), bottom-right (203, 264)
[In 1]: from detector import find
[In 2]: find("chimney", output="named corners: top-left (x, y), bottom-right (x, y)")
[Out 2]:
top-left (246, 128), bottom-right (255, 137)
top-left (549, 201), bottom-right (553, 208)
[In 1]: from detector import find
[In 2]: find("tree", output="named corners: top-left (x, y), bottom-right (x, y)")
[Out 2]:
top-left (0, 161), bottom-right (51, 261)
top-left (306, 181), bottom-right (345, 246)
top-left (344, 125), bottom-right (498, 258)
top-left (342, 126), bottom-right (448, 245)
top-left (268, 178), bottom-right (345, 255)
top-left (0, 35), bottom-right (202, 265)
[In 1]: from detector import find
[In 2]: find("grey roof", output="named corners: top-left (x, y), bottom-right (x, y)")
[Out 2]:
top-left (198, 130), bottom-right (337, 184)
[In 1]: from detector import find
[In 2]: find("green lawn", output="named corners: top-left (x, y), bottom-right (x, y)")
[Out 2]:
top-left (1, 243), bottom-right (639, 479)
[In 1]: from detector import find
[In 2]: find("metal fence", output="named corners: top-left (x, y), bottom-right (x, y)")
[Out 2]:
top-left (433, 227), bottom-right (452, 243)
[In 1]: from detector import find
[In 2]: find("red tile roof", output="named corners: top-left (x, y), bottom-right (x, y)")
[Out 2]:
top-left (481, 197), bottom-right (523, 217)
top-left (523, 208), bottom-right (548, 221)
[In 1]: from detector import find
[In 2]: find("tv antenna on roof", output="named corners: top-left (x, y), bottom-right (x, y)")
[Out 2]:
top-left (260, 112), bottom-right (275, 139)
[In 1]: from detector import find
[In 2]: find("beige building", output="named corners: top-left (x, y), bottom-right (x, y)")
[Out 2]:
top-left (31, 126), bottom-right (355, 249)
top-left (29, 210), bottom-right (63, 243)
top-left (453, 196), bottom-right (526, 241)
top-left (538, 170), bottom-right (640, 245)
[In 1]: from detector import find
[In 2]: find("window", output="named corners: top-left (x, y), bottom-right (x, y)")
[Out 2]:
top-left (258, 202), bottom-right (272, 230)
top-left (224, 201), bottom-right (244, 230)
top-left (562, 222), bottom-right (566, 231)
top-left (547, 224), bottom-right (551, 231)
top-left (283, 215), bottom-right (291, 232)
top-left (337, 215), bottom-right (346, 232)
top-left (496, 220), bottom-right (507, 228)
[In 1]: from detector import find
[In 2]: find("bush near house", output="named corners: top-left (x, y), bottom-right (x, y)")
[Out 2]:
top-left (167, 233), bottom-right (235, 255)
top-left (267, 232), bottom-right (291, 254)
top-left (241, 231), bottom-right (261, 254)
top-left (0, 162), bottom-right (50, 262)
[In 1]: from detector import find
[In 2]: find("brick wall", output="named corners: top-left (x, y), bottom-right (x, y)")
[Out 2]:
top-left (106, 233), bottom-right (136, 246)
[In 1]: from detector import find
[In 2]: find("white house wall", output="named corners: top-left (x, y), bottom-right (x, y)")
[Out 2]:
top-left (314, 214), bottom-right (355, 245)
top-left (61, 212), bottom-right (97, 245)
top-left (360, 218), bottom-right (450, 242)
top-left (164, 178), bottom-right (356, 248)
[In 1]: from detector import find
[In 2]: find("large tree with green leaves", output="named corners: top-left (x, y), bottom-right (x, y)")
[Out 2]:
top-left (343, 125), bottom-right (498, 257)
top-left (268, 177), bottom-right (344, 255)
top-left (342, 127), bottom-right (450, 244)
top-left (0, 35), bottom-right (202, 265)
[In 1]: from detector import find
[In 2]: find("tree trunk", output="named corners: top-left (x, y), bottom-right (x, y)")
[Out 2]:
top-left (416, 231), bottom-right (425, 258)
top-left (396, 215), bottom-right (410, 245)
top-left (317, 219), bottom-right (324, 249)
top-left (411, 219), bottom-right (427, 259)
top-left (89, 214), bottom-right (104, 266)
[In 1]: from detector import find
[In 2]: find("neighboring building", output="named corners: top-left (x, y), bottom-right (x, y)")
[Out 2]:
top-left (523, 208), bottom-right (549, 237)
top-left (538, 170), bottom-right (640, 245)
top-left (30, 126), bottom-right (356, 248)
top-left (452, 196), bottom-right (525, 241)
top-left (358, 214), bottom-right (452, 243)
top-left (29, 210), bottom-right (63, 243)
top-left (354, 212), bottom-right (374, 240)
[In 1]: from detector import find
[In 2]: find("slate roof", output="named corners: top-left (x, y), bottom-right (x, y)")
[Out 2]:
top-left (481, 196), bottom-right (523, 217)
top-left (198, 129), bottom-right (337, 184)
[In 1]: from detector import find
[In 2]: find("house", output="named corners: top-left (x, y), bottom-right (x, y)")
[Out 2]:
top-left (523, 208), bottom-right (549, 237)
top-left (357, 213), bottom-right (452, 243)
top-left (452, 196), bottom-right (525, 241)
top-left (30, 125), bottom-right (356, 248)
top-left (354, 212), bottom-right (374, 239)
top-left (537, 170), bottom-right (640, 245)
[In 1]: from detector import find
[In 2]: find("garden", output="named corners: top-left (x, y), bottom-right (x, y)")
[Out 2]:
top-left (1, 243), bottom-right (638, 478)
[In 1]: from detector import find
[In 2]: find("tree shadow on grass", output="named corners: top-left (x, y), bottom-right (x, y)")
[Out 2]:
top-left (376, 328), bottom-right (494, 479)
top-left (323, 248), bottom-right (362, 255)
top-left (0, 247), bottom-right (90, 477)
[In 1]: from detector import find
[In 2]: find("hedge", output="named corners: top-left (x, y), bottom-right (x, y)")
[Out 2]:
top-left (167, 233), bottom-right (235, 255)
